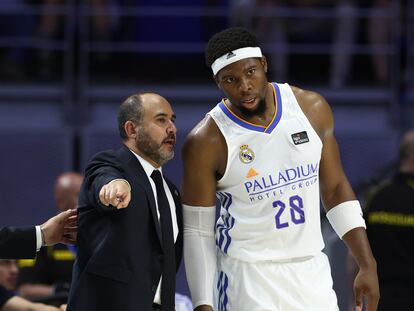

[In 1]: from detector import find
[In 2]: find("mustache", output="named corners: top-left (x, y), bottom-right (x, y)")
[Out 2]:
top-left (162, 134), bottom-right (176, 144)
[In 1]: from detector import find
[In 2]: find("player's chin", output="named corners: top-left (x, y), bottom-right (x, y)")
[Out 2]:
top-left (241, 98), bottom-right (259, 110)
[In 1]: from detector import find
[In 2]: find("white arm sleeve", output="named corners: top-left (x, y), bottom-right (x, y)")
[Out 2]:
top-left (183, 204), bottom-right (217, 309)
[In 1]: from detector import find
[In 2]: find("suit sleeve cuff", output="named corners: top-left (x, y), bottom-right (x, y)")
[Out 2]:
top-left (35, 226), bottom-right (42, 251)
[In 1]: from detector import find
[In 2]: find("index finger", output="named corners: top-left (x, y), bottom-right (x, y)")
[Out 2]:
top-left (67, 209), bottom-right (77, 216)
top-left (99, 185), bottom-right (110, 205)
top-left (116, 200), bottom-right (130, 209)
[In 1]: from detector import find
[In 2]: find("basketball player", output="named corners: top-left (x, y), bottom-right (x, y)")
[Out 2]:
top-left (182, 27), bottom-right (380, 311)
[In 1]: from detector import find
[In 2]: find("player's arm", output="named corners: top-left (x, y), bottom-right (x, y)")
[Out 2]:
top-left (182, 117), bottom-right (225, 311)
top-left (294, 86), bottom-right (361, 206)
top-left (297, 88), bottom-right (379, 311)
top-left (182, 117), bottom-right (222, 206)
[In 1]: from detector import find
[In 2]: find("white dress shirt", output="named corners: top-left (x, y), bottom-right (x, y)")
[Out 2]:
top-left (130, 150), bottom-right (179, 304)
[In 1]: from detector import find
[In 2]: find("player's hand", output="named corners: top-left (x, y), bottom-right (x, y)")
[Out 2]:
top-left (99, 179), bottom-right (131, 209)
top-left (353, 264), bottom-right (380, 311)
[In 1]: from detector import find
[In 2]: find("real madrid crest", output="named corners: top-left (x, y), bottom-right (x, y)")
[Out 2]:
top-left (239, 144), bottom-right (255, 164)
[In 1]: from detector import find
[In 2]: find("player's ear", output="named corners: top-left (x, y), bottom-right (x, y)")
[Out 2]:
top-left (261, 56), bottom-right (268, 73)
top-left (214, 75), bottom-right (222, 90)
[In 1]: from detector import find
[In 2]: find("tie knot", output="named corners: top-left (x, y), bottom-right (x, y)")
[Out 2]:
top-left (151, 170), bottom-right (163, 185)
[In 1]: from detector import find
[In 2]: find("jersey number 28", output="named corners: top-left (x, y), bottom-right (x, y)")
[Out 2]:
top-left (273, 195), bottom-right (305, 229)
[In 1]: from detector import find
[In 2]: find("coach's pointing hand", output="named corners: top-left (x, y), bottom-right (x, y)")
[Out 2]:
top-left (99, 179), bottom-right (131, 209)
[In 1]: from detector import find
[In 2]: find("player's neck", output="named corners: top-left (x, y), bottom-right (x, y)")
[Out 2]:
top-left (236, 84), bottom-right (276, 127)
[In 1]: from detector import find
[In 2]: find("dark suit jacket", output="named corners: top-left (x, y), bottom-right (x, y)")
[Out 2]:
top-left (0, 227), bottom-right (36, 259)
top-left (67, 146), bottom-right (183, 311)
top-left (0, 285), bottom-right (14, 308)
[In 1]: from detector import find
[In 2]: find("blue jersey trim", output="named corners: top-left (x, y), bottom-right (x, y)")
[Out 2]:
top-left (218, 101), bottom-right (266, 132)
top-left (216, 192), bottom-right (235, 254)
top-left (217, 271), bottom-right (229, 311)
top-left (264, 83), bottom-right (283, 133)
top-left (218, 82), bottom-right (283, 134)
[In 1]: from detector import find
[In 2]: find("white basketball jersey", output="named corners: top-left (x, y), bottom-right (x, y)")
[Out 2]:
top-left (208, 82), bottom-right (325, 262)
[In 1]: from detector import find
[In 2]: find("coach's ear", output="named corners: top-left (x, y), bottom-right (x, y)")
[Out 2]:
top-left (124, 120), bottom-right (138, 139)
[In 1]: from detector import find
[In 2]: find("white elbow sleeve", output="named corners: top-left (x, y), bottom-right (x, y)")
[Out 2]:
top-left (183, 204), bottom-right (217, 308)
top-left (326, 200), bottom-right (366, 239)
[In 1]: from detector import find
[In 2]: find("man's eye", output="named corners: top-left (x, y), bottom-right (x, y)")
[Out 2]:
top-left (248, 68), bottom-right (256, 75)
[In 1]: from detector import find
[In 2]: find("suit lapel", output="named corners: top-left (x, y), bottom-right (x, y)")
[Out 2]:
top-left (117, 146), bottom-right (162, 244)
top-left (166, 181), bottom-right (181, 226)
top-left (165, 179), bottom-right (183, 269)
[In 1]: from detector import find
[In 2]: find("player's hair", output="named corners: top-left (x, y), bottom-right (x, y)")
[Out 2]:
top-left (118, 94), bottom-right (145, 140)
top-left (205, 27), bottom-right (260, 68)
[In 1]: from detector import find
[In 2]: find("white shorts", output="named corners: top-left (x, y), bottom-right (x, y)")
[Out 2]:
top-left (215, 252), bottom-right (339, 311)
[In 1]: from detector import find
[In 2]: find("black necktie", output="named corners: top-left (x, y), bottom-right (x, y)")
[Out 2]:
top-left (151, 170), bottom-right (176, 311)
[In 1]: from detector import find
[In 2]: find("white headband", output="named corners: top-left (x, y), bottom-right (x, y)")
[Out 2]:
top-left (211, 47), bottom-right (262, 75)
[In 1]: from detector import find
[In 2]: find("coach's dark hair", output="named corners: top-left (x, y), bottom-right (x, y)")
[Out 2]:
top-left (205, 27), bottom-right (260, 69)
top-left (118, 94), bottom-right (145, 140)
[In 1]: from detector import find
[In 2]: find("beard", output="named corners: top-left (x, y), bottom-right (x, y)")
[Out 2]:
top-left (135, 127), bottom-right (175, 166)
top-left (238, 97), bottom-right (267, 118)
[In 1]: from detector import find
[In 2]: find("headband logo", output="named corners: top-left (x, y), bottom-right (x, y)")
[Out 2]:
top-left (211, 47), bottom-right (262, 75)
top-left (226, 52), bottom-right (236, 59)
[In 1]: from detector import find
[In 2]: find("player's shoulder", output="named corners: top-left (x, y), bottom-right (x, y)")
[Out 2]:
top-left (290, 85), bottom-right (330, 112)
top-left (289, 85), bottom-right (333, 137)
top-left (182, 115), bottom-right (226, 164)
top-left (185, 115), bottom-right (223, 146)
